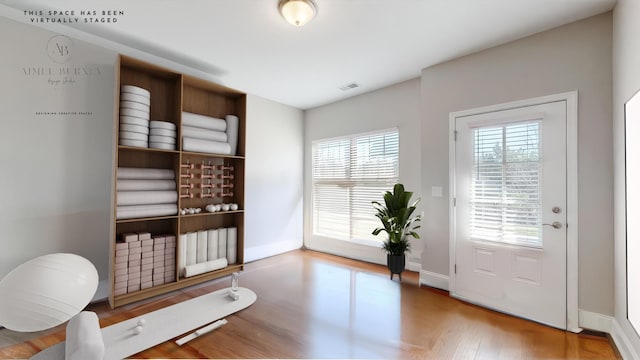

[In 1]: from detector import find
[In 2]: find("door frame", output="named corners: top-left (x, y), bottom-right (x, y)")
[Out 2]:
top-left (448, 91), bottom-right (580, 332)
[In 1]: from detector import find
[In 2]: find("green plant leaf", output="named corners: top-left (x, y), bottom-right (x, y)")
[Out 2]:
top-left (372, 183), bottom-right (422, 255)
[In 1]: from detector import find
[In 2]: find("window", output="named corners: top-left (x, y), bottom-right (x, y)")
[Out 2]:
top-left (312, 129), bottom-right (399, 242)
top-left (469, 121), bottom-right (542, 247)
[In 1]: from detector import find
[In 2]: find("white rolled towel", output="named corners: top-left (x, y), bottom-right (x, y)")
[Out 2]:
top-left (65, 311), bottom-right (104, 360)
top-left (183, 258), bottom-right (228, 278)
top-left (117, 167), bottom-right (175, 180)
top-left (196, 230), bottom-right (208, 264)
top-left (207, 229), bottom-right (219, 261)
top-left (182, 137), bottom-right (231, 155)
top-left (117, 179), bottom-right (176, 191)
top-left (117, 191), bottom-right (178, 206)
top-left (179, 234), bottom-right (187, 278)
top-left (225, 115), bottom-right (239, 156)
top-left (186, 232), bottom-right (197, 266)
top-left (218, 228), bottom-right (228, 260)
top-left (116, 204), bottom-right (177, 220)
top-left (182, 112), bottom-right (227, 132)
top-left (227, 227), bottom-right (237, 265)
top-left (181, 125), bottom-right (228, 142)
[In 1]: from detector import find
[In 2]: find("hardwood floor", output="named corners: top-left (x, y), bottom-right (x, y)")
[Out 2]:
top-left (0, 250), bottom-right (619, 359)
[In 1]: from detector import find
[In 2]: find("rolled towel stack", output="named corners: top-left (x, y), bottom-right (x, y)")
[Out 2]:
top-left (179, 226), bottom-right (238, 278)
top-left (116, 167), bottom-right (178, 220)
top-left (181, 112), bottom-right (239, 155)
top-left (149, 121), bottom-right (177, 150)
top-left (119, 85), bottom-right (151, 148)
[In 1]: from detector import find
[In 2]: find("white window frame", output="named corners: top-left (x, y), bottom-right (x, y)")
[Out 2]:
top-left (311, 128), bottom-right (399, 245)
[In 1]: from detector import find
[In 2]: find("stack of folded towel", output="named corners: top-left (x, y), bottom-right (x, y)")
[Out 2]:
top-left (149, 121), bottom-right (177, 150)
top-left (178, 226), bottom-right (237, 278)
top-left (116, 167), bottom-right (178, 219)
top-left (119, 85), bottom-right (151, 148)
top-left (182, 112), bottom-right (239, 155)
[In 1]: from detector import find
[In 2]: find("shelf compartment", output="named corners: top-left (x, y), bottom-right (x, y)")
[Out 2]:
top-left (113, 218), bottom-right (179, 301)
top-left (117, 145), bottom-right (180, 155)
top-left (119, 56), bottom-right (182, 130)
top-left (118, 148), bottom-right (180, 170)
top-left (116, 215), bottom-right (179, 224)
top-left (115, 217), bottom-right (178, 238)
top-left (178, 155), bottom-right (244, 210)
top-left (181, 76), bottom-right (246, 158)
top-left (179, 213), bottom-right (244, 267)
top-left (179, 212), bottom-right (243, 234)
top-left (182, 77), bottom-right (244, 119)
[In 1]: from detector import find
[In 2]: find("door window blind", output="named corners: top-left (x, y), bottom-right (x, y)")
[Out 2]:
top-left (312, 129), bottom-right (399, 242)
top-left (470, 121), bottom-right (542, 247)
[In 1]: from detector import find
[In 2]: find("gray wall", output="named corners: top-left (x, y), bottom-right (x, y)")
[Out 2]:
top-left (0, 17), bottom-right (115, 280)
top-left (0, 16), bottom-right (304, 287)
top-left (304, 79), bottom-right (422, 266)
top-left (420, 13), bottom-right (613, 316)
top-left (245, 94), bottom-right (304, 261)
top-left (613, 0), bottom-right (640, 356)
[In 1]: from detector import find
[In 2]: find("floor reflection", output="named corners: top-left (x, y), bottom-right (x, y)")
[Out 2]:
top-left (307, 261), bottom-right (401, 358)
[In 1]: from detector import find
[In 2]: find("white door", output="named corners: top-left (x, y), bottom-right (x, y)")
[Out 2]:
top-left (453, 100), bottom-right (567, 329)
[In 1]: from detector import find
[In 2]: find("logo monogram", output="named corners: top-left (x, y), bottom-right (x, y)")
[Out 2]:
top-left (55, 42), bottom-right (69, 57)
top-left (47, 35), bottom-right (72, 63)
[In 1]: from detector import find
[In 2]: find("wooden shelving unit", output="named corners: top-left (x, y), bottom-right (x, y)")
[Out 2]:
top-left (109, 55), bottom-right (246, 308)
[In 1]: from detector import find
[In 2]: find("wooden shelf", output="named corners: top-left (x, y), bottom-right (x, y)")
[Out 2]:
top-left (118, 145), bottom-right (180, 154)
top-left (180, 151), bottom-right (245, 160)
top-left (116, 215), bottom-right (179, 224)
top-left (180, 210), bottom-right (244, 218)
top-left (109, 55), bottom-right (246, 308)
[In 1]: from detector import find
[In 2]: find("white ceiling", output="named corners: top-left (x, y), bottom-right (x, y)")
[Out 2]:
top-left (0, 0), bottom-right (616, 109)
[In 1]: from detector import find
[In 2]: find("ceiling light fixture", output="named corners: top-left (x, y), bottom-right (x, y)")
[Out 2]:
top-left (279, 0), bottom-right (317, 27)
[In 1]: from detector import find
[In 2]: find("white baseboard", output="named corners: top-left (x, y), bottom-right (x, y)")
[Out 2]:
top-left (578, 309), bottom-right (613, 333)
top-left (611, 319), bottom-right (640, 360)
top-left (244, 239), bottom-right (303, 263)
top-left (406, 251), bottom-right (421, 272)
top-left (420, 270), bottom-right (449, 291)
top-left (407, 260), bottom-right (421, 272)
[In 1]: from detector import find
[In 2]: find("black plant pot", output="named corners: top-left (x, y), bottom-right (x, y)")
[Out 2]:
top-left (387, 254), bottom-right (406, 281)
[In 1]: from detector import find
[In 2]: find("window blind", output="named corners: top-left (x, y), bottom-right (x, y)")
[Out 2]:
top-left (312, 129), bottom-right (399, 242)
top-left (470, 121), bottom-right (542, 247)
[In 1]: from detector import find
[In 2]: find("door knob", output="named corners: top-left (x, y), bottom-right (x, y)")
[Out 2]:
top-left (543, 221), bottom-right (563, 229)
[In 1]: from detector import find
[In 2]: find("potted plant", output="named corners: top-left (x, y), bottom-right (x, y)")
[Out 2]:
top-left (372, 183), bottom-right (421, 281)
